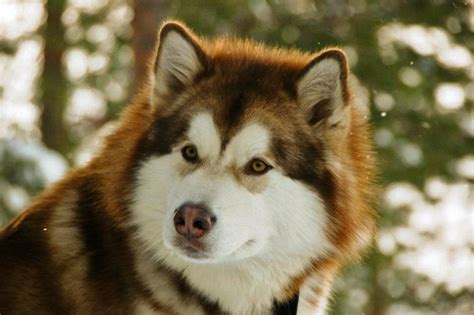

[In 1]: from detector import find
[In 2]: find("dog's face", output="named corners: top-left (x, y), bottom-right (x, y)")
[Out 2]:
top-left (131, 23), bottom-right (351, 266)
top-left (135, 111), bottom-right (329, 263)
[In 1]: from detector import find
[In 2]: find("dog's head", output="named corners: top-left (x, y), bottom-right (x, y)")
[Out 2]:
top-left (131, 21), bottom-right (361, 266)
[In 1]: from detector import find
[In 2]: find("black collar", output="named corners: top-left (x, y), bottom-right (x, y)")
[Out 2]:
top-left (272, 293), bottom-right (299, 315)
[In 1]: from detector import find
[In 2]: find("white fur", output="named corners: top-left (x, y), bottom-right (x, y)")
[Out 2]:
top-left (134, 250), bottom-right (207, 315)
top-left (297, 57), bottom-right (346, 127)
top-left (223, 123), bottom-right (272, 167)
top-left (154, 30), bottom-right (203, 101)
top-left (187, 112), bottom-right (221, 163)
top-left (297, 274), bottom-right (331, 315)
top-left (131, 113), bottom-right (334, 314)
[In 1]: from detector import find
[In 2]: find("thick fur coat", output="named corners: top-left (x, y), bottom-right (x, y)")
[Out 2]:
top-left (0, 21), bottom-right (376, 314)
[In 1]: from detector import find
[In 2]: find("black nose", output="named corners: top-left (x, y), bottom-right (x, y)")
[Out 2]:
top-left (173, 203), bottom-right (216, 239)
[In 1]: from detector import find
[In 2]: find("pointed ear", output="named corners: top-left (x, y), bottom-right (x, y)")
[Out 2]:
top-left (296, 49), bottom-right (350, 128)
top-left (152, 21), bottom-right (207, 103)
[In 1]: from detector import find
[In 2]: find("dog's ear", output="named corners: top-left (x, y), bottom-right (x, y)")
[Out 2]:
top-left (296, 49), bottom-right (350, 129)
top-left (152, 21), bottom-right (207, 104)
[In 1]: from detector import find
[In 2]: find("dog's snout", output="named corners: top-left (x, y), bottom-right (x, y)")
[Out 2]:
top-left (174, 204), bottom-right (216, 239)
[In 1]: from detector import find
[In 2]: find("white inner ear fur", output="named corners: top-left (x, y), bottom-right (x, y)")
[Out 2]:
top-left (154, 30), bottom-right (203, 100)
top-left (297, 58), bottom-right (346, 127)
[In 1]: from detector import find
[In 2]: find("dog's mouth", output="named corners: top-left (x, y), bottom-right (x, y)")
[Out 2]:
top-left (172, 238), bottom-right (211, 260)
top-left (171, 236), bottom-right (259, 262)
top-left (179, 245), bottom-right (210, 260)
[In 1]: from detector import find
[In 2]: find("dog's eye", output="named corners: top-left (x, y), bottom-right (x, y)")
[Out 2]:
top-left (247, 158), bottom-right (272, 175)
top-left (181, 145), bottom-right (198, 163)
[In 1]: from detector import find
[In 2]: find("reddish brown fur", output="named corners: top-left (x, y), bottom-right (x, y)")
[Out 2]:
top-left (0, 20), bottom-right (376, 313)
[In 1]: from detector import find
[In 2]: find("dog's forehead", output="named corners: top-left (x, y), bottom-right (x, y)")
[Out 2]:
top-left (187, 112), bottom-right (221, 158)
top-left (187, 111), bottom-right (271, 161)
top-left (182, 82), bottom-right (316, 166)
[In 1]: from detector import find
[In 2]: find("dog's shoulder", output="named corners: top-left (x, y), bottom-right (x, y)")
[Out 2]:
top-left (0, 191), bottom-right (68, 312)
top-left (0, 173), bottom-right (138, 313)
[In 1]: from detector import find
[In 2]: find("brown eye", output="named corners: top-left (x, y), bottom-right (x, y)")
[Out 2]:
top-left (247, 158), bottom-right (272, 175)
top-left (181, 145), bottom-right (198, 163)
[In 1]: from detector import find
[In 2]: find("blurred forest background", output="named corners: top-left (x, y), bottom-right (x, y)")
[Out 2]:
top-left (0, 0), bottom-right (472, 314)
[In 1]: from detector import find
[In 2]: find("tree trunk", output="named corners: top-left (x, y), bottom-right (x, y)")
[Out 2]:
top-left (132, 0), bottom-right (170, 92)
top-left (40, 0), bottom-right (69, 156)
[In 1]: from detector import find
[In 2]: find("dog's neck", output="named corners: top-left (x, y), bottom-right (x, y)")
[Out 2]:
top-left (134, 245), bottom-right (308, 314)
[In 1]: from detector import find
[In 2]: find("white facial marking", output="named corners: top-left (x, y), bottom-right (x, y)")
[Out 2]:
top-left (223, 123), bottom-right (271, 167)
top-left (187, 112), bottom-right (221, 162)
top-left (131, 115), bottom-right (334, 314)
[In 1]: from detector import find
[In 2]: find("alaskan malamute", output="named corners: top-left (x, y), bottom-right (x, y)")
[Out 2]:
top-left (0, 21), bottom-right (376, 314)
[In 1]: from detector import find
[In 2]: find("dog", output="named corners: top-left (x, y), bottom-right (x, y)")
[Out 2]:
top-left (0, 21), bottom-right (376, 314)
